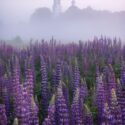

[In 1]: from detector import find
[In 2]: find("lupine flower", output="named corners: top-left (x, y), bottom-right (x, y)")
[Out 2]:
top-left (62, 61), bottom-right (70, 82)
top-left (56, 81), bottom-right (70, 125)
top-left (102, 103), bottom-right (113, 125)
top-left (117, 82), bottom-right (125, 124)
top-left (55, 59), bottom-right (62, 88)
top-left (52, 70), bottom-right (56, 92)
top-left (2, 75), bottom-right (11, 118)
top-left (30, 96), bottom-right (39, 125)
top-left (66, 65), bottom-right (74, 98)
top-left (40, 56), bottom-right (49, 114)
top-left (43, 95), bottom-right (56, 125)
top-left (0, 77), bottom-right (2, 98)
top-left (0, 104), bottom-right (7, 125)
top-left (83, 57), bottom-right (89, 76)
top-left (120, 88), bottom-right (125, 125)
top-left (116, 79), bottom-right (122, 105)
top-left (73, 59), bottom-right (80, 91)
top-left (62, 81), bottom-right (70, 112)
top-left (12, 58), bottom-right (22, 117)
top-left (14, 84), bottom-right (23, 118)
top-left (120, 62), bottom-right (125, 87)
top-left (110, 88), bottom-right (122, 125)
top-left (19, 100), bottom-right (29, 125)
top-left (95, 76), bottom-right (106, 125)
top-left (71, 88), bottom-right (84, 125)
top-left (22, 86), bottom-right (32, 125)
top-left (18, 86), bottom-right (30, 125)
top-left (2, 85), bottom-right (10, 120)
top-left (42, 117), bottom-right (51, 125)
top-left (108, 64), bottom-right (116, 90)
top-left (119, 63), bottom-right (125, 124)
top-left (1, 37), bottom-right (125, 125)
top-left (24, 66), bottom-right (34, 99)
top-left (95, 63), bottom-right (100, 79)
top-left (80, 78), bottom-right (88, 102)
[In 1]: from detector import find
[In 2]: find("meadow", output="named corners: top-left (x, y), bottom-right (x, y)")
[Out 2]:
top-left (0, 37), bottom-right (125, 125)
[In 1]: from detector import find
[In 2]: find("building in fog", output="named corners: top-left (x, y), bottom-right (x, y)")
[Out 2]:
top-left (52, 0), bottom-right (77, 16)
top-left (53, 0), bottom-right (62, 16)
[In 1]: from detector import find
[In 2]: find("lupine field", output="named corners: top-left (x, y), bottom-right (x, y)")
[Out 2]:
top-left (0, 37), bottom-right (125, 125)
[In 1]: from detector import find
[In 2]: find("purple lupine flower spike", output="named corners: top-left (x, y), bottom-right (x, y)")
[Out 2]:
top-left (73, 58), bottom-right (80, 91)
top-left (55, 59), bottom-right (62, 88)
top-left (12, 57), bottom-right (21, 118)
top-left (62, 81), bottom-right (70, 112)
top-left (43, 95), bottom-right (56, 125)
top-left (40, 56), bottom-right (49, 114)
top-left (110, 88), bottom-right (122, 125)
top-left (56, 81), bottom-right (70, 125)
top-left (116, 79), bottom-right (122, 105)
top-left (2, 75), bottom-right (11, 117)
top-left (17, 85), bottom-right (29, 125)
top-left (116, 79), bottom-right (125, 125)
top-left (80, 78), bottom-right (88, 102)
top-left (19, 100), bottom-right (29, 125)
top-left (0, 104), bottom-right (7, 125)
top-left (52, 70), bottom-right (56, 92)
top-left (108, 64), bottom-right (116, 90)
top-left (102, 103), bottom-right (113, 125)
top-left (95, 76), bottom-right (106, 125)
top-left (42, 118), bottom-right (51, 125)
top-left (120, 87), bottom-right (125, 125)
top-left (31, 96), bottom-right (39, 125)
top-left (2, 85), bottom-right (11, 123)
top-left (71, 88), bottom-right (84, 125)
top-left (120, 62), bottom-right (125, 87)
top-left (24, 61), bottom-right (34, 99)
top-left (119, 63), bottom-right (125, 124)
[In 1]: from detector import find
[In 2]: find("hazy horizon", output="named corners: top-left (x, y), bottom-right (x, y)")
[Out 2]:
top-left (0, 0), bottom-right (125, 42)
top-left (0, 0), bottom-right (125, 23)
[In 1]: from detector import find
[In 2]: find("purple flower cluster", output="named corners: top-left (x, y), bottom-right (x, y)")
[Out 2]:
top-left (94, 62), bottom-right (125, 125)
top-left (55, 82), bottom-right (70, 125)
top-left (71, 88), bottom-right (84, 125)
top-left (40, 56), bottom-right (49, 114)
top-left (0, 37), bottom-right (125, 125)
top-left (0, 104), bottom-right (7, 125)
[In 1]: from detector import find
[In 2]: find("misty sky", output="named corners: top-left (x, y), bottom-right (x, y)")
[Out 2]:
top-left (0, 0), bottom-right (125, 22)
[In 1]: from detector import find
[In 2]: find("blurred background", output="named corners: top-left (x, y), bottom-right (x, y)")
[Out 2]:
top-left (0, 0), bottom-right (125, 42)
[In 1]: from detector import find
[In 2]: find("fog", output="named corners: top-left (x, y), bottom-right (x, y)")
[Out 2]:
top-left (0, 0), bottom-right (125, 42)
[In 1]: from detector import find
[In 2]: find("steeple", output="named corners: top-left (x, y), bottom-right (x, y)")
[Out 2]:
top-left (53, 0), bottom-right (61, 16)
